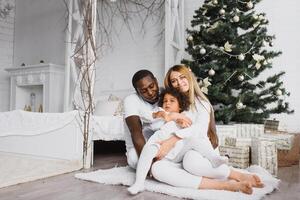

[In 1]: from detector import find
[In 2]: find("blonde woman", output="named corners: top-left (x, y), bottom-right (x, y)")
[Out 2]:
top-left (150, 64), bottom-right (264, 194)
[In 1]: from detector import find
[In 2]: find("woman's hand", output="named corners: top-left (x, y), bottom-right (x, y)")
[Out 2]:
top-left (176, 118), bottom-right (191, 128)
top-left (167, 113), bottom-right (192, 127)
top-left (155, 135), bottom-right (181, 160)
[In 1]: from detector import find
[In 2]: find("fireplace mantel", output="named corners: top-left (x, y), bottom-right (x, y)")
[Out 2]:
top-left (5, 63), bottom-right (65, 112)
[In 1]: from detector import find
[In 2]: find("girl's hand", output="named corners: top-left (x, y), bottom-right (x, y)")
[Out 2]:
top-left (155, 135), bottom-right (181, 160)
top-left (152, 111), bottom-right (166, 119)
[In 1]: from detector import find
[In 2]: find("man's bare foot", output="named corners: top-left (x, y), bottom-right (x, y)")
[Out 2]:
top-left (227, 180), bottom-right (253, 194)
top-left (238, 173), bottom-right (264, 188)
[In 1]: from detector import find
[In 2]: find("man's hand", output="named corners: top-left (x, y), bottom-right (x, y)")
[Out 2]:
top-left (156, 135), bottom-right (181, 160)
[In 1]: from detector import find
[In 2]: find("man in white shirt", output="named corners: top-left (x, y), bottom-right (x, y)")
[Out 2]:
top-left (123, 70), bottom-right (160, 168)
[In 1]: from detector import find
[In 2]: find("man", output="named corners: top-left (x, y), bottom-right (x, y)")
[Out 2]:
top-left (123, 69), bottom-right (160, 168)
top-left (124, 69), bottom-right (191, 169)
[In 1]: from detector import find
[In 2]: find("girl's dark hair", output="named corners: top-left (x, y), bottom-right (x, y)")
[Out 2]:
top-left (158, 88), bottom-right (190, 112)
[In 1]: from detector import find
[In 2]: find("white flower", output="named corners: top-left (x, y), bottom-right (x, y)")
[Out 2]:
top-left (199, 77), bottom-right (211, 94)
top-left (252, 54), bottom-right (265, 61)
top-left (224, 41), bottom-right (233, 52)
top-left (253, 54), bottom-right (265, 69)
top-left (255, 62), bottom-right (262, 69)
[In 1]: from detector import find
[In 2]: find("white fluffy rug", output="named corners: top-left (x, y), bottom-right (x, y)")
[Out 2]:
top-left (0, 152), bottom-right (82, 188)
top-left (75, 165), bottom-right (280, 200)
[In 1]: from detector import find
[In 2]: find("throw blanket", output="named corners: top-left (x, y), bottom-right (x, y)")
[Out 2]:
top-left (75, 165), bottom-right (279, 200)
top-left (0, 110), bottom-right (78, 137)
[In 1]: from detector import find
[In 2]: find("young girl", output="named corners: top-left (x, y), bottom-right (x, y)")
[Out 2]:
top-left (128, 88), bottom-right (228, 195)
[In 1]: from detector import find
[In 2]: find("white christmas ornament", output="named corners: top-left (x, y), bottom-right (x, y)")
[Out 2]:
top-left (187, 35), bottom-right (193, 41)
top-left (246, 1), bottom-right (253, 9)
top-left (219, 9), bottom-right (225, 15)
top-left (269, 42), bottom-right (274, 47)
top-left (262, 40), bottom-right (268, 47)
top-left (238, 74), bottom-right (245, 81)
top-left (200, 48), bottom-right (206, 55)
top-left (233, 15), bottom-right (240, 22)
top-left (258, 15), bottom-right (264, 21)
top-left (212, 0), bottom-right (218, 5)
top-left (276, 89), bottom-right (282, 96)
top-left (208, 69), bottom-right (215, 76)
top-left (238, 54), bottom-right (245, 61)
top-left (236, 102), bottom-right (244, 109)
top-left (267, 59), bottom-right (272, 64)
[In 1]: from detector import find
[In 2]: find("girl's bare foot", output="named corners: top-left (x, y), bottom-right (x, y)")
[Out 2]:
top-left (227, 180), bottom-right (253, 194)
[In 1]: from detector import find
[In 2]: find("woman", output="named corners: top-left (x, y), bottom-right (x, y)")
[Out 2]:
top-left (150, 64), bottom-right (263, 194)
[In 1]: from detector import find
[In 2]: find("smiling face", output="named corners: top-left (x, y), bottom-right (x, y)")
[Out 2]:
top-left (169, 71), bottom-right (190, 93)
top-left (162, 93), bottom-right (180, 113)
top-left (136, 75), bottom-right (159, 104)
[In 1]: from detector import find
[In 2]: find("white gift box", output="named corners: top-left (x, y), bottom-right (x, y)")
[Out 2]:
top-left (260, 133), bottom-right (294, 150)
top-left (251, 137), bottom-right (278, 176)
top-left (219, 145), bottom-right (250, 169)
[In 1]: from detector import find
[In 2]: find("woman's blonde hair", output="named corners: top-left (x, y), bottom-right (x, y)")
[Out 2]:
top-left (164, 64), bottom-right (219, 148)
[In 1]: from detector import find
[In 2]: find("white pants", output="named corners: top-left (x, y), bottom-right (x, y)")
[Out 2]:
top-left (151, 150), bottom-right (231, 189)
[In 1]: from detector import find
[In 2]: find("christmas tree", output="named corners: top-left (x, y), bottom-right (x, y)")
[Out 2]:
top-left (183, 0), bottom-right (293, 124)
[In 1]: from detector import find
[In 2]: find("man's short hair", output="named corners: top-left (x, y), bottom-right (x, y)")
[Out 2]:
top-left (132, 69), bottom-right (155, 90)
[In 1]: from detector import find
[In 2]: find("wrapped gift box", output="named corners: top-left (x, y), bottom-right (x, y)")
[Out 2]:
top-left (219, 145), bottom-right (250, 169)
top-left (224, 137), bottom-right (252, 147)
top-left (260, 133), bottom-right (294, 150)
top-left (251, 138), bottom-right (278, 176)
top-left (235, 123), bottom-right (264, 138)
top-left (216, 125), bottom-right (237, 146)
top-left (217, 124), bottom-right (264, 145)
top-left (278, 133), bottom-right (300, 167)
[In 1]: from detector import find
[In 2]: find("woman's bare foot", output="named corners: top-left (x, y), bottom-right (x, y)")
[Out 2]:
top-left (238, 173), bottom-right (264, 188)
top-left (226, 180), bottom-right (253, 194)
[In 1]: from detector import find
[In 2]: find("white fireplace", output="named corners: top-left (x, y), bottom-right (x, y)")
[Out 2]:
top-left (5, 63), bottom-right (65, 112)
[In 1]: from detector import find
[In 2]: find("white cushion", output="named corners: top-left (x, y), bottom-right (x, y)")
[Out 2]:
top-left (94, 94), bottom-right (124, 116)
top-left (94, 100), bottom-right (120, 116)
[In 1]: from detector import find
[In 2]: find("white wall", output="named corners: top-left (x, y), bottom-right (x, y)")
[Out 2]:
top-left (94, 5), bottom-right (165, 97)
top-left (255, 0), bottom-right (300, 132)
top-left (13, 0), bottom-right (66, 66)
top-left (0, 0), bottom-right (15, 111)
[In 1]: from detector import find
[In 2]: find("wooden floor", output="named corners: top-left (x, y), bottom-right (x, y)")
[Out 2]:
top-left (0, 152), bottom-right (299, 200)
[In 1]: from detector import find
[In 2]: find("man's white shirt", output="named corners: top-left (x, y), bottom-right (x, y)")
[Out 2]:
top-left (123, 93), bottom-right (158, 151)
